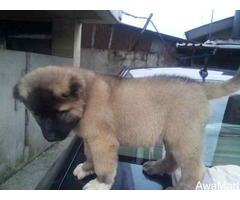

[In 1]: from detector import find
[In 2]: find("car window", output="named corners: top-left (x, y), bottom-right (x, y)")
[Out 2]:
top-left (118, 68), bottom-right (240, 166)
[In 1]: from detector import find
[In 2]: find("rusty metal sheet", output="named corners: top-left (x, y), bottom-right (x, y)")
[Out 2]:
top-left (82, 23), bottom-right (154, 52)
top-left (82, 23), bottom-right (93, 48)
top-left (94, 24), bottom-right (112, 49)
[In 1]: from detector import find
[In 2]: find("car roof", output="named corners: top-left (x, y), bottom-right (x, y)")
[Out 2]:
top-left (36, 136), bottom-right (172, 190)
top-left (120, 66), bottom-right (236, 81)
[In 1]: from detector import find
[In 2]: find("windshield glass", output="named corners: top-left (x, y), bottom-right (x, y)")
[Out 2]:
top-left (118, 68), bottom-right (240, 167)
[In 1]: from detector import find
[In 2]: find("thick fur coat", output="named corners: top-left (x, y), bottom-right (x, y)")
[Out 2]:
top-left (13, 66), bottom-right (240, 189)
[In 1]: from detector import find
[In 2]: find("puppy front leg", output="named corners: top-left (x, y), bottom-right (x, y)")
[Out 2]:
top-left (73, 140), bottom-right (94, 180)
top-left (83, 136), bottom-right (119, 190)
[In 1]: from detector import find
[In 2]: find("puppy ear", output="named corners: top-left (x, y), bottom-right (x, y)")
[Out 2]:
top-left (69, 79), bottom-right (81, 97)
top-left (13, 82), bottom-right (24, 102)
top-left (61, 76), bottom-right (85, 99)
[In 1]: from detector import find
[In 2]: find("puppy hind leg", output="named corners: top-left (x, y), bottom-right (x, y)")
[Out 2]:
top-left (172, 158), bottom-right (205, 190)
top-left (143, 150), bottom-right (177, 176)
top-left (166, 131), bottom-right (205, 190)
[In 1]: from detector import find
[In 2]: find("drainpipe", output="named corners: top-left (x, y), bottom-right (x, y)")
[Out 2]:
top-left (232, 10), bottom-right (240, 39)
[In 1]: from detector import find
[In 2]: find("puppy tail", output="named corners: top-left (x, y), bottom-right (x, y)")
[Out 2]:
top-left (202, 68), bottom-right (240, 100)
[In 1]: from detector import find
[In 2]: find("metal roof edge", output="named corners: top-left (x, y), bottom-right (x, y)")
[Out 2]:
top-left (185, 16), bottom-right (234, 40)
top-left (120, 22), bottom-right (187, 42)
top-left (93, 10), bottom-right (122, 24)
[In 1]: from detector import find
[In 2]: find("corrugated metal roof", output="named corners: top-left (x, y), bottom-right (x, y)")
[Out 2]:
top-left (81, 23), bottom-right (186, 52)
top-left (82, 23), bottom-right (93, 48)
top-left (111, 24), bottom-right (138, 50)
top-left (94, 24), bottom-right (112, 49)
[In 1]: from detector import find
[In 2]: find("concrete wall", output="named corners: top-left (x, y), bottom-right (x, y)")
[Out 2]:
top-left (0, 50), bottom-right (26, 184)
top-left (81, 48), bottom-right (179, 75)
top-left (0, 50), bottom-right (73, 184)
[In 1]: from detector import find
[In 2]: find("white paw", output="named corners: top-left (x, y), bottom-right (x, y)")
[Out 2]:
top-left (83, 178), bottom-right (112, 190)
top-left (73, 163), bottom-right (94, 180)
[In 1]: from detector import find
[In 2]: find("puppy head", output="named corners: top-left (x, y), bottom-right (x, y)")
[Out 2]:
top-left (13, 66), bottom-right (86, 142)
